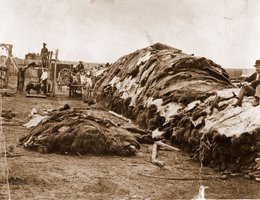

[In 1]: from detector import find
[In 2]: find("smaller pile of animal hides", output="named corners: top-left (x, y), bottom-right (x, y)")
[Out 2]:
top-left (18, 107), bottom-right (151, 156)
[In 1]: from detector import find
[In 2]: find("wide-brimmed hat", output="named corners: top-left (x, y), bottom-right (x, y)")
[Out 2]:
top-left (79, 61), bottom-right (83, 63)
top-left (43, 43), bottom-right (46, 46)
top-left (254, 60), bottom-right (260, 67)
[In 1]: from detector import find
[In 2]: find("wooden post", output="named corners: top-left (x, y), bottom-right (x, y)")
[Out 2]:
top-left (52, 49), bottom-right (58, 96)
top-left (49, 51), bottom-right (53, 66)
top-left (4, 57), bottom-right (11, 87)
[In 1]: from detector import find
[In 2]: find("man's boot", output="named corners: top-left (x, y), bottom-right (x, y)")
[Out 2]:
top-left (232, 98), bottom-right (242, 107)
top-left (252, 97), bottom-right (259, 107)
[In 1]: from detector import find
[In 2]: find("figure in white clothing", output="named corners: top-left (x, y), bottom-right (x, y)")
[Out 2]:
top-left (40, 68), bottom-right (48, 95)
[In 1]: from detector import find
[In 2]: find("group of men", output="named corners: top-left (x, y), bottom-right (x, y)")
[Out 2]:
top-left (17, 43), bottom-right (85, 95)
top-left (21, 43), bottom-right (260, 105)
top-left (40, 43), bottom-right (86, 95)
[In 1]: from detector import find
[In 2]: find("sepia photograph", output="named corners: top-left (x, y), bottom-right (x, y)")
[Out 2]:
top-left (0, 0), bottom-right (260, 199)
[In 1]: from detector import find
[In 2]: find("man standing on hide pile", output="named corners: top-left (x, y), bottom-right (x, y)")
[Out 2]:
top-left (41, 43), bottom-right (48, 68)
top-left (233, 60), bottom-right (260, 107)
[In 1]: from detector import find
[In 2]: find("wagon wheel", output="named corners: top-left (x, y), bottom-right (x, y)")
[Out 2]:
top-left (58, 68), bottom-right (71, 86)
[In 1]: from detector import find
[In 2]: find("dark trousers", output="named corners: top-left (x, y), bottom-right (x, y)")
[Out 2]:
top-left (42, 79), bottom-right (47, 94)
top-left (42, 56), bottom-right (48, 68)
top-left (237, 83), bottom-right (260, 99)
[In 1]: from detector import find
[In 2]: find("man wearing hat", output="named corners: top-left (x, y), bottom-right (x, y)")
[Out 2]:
top-left (75, 61), bottom-right (84, 73)
top-left (233, 60), bottom-right (260, 107)
top-left (40, 43), bottom-right (48, 68)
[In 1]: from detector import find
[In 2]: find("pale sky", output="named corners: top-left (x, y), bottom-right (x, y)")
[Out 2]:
top-left (0, 0), bottom-right (259, 68)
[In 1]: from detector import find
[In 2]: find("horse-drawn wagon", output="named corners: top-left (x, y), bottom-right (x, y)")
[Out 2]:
top-left (57, 65), bottom-right (94, 100)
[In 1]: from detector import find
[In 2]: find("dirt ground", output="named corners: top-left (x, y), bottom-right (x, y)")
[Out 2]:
top-left (1, 76), bottom-right (260, 199)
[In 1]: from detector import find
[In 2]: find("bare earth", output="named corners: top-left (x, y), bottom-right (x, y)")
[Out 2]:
top-left (1, 79), bottom-right (260, 199)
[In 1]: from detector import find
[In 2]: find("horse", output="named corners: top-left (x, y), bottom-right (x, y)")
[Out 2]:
top-left (56, 76), bottom-right (63, 92)
top-left (80, 73), bottom-right (94, 101)
top-left (68, 73), bottom-right (81, 98)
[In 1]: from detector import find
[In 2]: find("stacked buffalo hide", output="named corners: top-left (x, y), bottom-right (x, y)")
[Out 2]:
top-left (93, 43), bottom-right (259, 173)
top-left (169, 88), bottom-right (260, 172)
top-left (18, 108), bottom-right (148, 156)
top-left (94, 43), bottom-right (232, 129)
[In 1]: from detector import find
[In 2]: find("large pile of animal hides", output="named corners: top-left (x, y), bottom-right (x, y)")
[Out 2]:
top-left (93, 43), bottom-right (259, 172)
